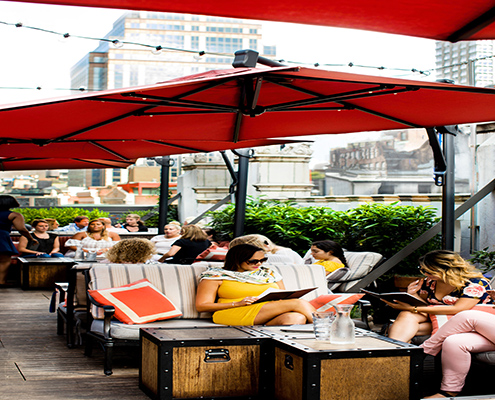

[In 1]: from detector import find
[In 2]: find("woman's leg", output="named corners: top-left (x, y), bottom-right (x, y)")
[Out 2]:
top-left (0, 253), bottom-right (12, 284)
top-left (254, 299), bottom-right (315, 325)
top-left (439, 332), bottom-right (495, 393)
top-left (421, 310), bottom-right (495, 356)
top-left (388, 311), bottom-right (430, 342)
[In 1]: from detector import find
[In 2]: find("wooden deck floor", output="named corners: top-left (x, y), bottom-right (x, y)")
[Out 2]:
top-left (0, 287), bottom-right (148, 400)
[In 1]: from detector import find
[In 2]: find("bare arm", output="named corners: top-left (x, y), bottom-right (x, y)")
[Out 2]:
top-left (17, 235), bottom-right (42, 255)
top-left (9, 212), bottom-right (36, 243)
top-left (277, 280), bottom-right (286, 290)
top-left (195, 279), bottom-right (259, 313)
top-left (158, 245), bottom-right (181, 263)
top-left (109, 232), bottom-right (121, 241)
top-left (50, 236), bottom-right (60, 255)
top-left (67, 232), bottom-right (86, 251)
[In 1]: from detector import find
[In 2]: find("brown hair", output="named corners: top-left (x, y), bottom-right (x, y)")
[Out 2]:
top-left (87, 219), bottom-right (109, 241)
top-left (180, 224), bottom-right (208, 241)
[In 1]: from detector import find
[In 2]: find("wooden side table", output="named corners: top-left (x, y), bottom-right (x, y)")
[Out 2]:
top-left (18, 257), bottom-right (76, 290)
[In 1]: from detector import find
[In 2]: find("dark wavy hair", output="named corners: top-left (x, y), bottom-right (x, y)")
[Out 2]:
top-left (0, 195), bottom-right (20, 211)
top-left (224, 243), bottom-right (265, 271)
top-left (311, 240), bottom-right (348, 268)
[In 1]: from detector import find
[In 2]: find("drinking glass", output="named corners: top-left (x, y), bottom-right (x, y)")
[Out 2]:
top-left (312, 311), bottom-right (335, 341)
top-left (330, 304), bottom-right (355, 344)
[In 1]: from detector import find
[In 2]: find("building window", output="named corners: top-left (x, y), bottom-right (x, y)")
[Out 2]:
top-left (263, 45), bottom-right (276, 56)
top-left (206, 37), bottom-right (242, 53)
top-left (249, 39), bottom-right (258, 50)
top-left (191, 36), bottom-right (199, 50)
top-left (191, 25), bottom-right (199, 31)
top-left (114, 65), bottom-right (124, 88)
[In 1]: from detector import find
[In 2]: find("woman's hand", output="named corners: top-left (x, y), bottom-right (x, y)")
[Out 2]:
top-left (236, 296), bottom-right (258, 307)
top-left (406, 278), bottom-right (423, 295)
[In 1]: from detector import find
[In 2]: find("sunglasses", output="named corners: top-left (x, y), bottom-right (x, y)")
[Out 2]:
top-left (245, 257), bottom-right (268, 265)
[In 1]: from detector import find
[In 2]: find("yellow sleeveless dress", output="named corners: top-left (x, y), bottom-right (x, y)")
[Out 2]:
top-left (212, 280), bottom-right (280, 326)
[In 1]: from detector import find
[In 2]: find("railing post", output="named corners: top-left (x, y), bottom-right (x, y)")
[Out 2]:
top-left (157, 156), bottom-right (172, 234)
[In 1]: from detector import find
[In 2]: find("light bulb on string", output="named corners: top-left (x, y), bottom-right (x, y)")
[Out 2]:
top-left (58, 32), bottom-right (70, 44)
top-left (112, 39), bottom-right (124, 49)
top-left (151, 45), bottom-right (163, 55)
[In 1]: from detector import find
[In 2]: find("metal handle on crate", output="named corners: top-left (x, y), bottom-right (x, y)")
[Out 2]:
top-left (204, 348), bottom-right (230, 363)
top-left (284, 354), bottom-right (294, 370)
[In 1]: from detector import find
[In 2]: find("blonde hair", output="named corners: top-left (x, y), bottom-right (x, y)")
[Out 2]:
top-left (165, 221), bottom-right (181, 232)
top-left (87, 219), bottom-right (109, 241)
top-left (44, 218), bottom-right (59, 230)
top-left (105, 238), bottom-right (156, 264)
top-left (180, 224), bottom-right (208, 241)
top-left (228, 234), bottom-right (281, 254)
top-left (419, 250), bottom-right (484, 290)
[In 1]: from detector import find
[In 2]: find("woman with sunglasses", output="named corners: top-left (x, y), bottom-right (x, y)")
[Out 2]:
top-left (385, 250), bottom-right (493, 343)
top-left (196, 243), bottom-right (315, 326)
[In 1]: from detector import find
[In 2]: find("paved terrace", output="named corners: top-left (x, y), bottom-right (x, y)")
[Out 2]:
top-left (0, 287), bottom-right (147, 400)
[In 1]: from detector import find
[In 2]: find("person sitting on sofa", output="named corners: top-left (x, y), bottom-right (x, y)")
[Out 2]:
top-left (104, 238), bottom-right (156, 264)
top-left (55, 215), bottom-right (89, 233)
top-left (17, 219), bottom-right (64, 258)
top-left (229, 234), bottom-right (303, 264)
top-left (196, 243), bottom-right (315, 326)
top-left (150, 221), bottom-right (181, 261)
top-left (65, 219), bottom-right (120, 258)
top-left (310, 240), bottom-right (348, 275)
top-left (157, 224), bottom-right (210, 264)
top-left (384, 250), bottom-right (493, 343)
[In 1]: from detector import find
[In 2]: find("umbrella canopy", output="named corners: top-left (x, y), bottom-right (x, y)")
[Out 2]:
top-left (0, 157), bottom-right (136, 171)
top-left (8, 0), bottom-right (495, 41)
top-left (1, 66), bottom-right (495, 163)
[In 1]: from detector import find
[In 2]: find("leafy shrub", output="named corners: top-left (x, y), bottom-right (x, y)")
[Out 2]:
top-left (469, 247), bottom-right (495, 274)
top-left (13, 207), bottom-right (109, 227)
top-left (208, 199), bottom-right (441, 276)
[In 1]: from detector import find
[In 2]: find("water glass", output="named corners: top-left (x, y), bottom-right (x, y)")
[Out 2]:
top-left (312, 311), bottom-right (335, 341)
top-left (330, 304), bottom-right (355, 344)
top-left (86, 249), bottom-right (97, 261)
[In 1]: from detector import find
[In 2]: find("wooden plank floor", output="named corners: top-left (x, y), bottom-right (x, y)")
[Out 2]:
top-left (0, 287), bottom-right (149, 400)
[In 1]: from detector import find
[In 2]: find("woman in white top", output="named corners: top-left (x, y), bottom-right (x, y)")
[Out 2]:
top-left (150, 221), bottom-right (181, 261)
top-left (65, 219), bottom-right (120, 258)
top-left (229, 234), bottom-right (303, 264)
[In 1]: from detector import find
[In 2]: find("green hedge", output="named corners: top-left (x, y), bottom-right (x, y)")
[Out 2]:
top-left (208, 199), bottom-right (441, 277)
top-left (13, 207), bottom-right (109, 227)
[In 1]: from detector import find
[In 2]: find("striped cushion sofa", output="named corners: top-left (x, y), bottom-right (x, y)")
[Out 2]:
top-left (85, 261), bottom-right (328, 375)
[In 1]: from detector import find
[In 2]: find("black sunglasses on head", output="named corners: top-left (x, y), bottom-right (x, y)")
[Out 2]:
top-left (245, 257), bottom-right (268, 265)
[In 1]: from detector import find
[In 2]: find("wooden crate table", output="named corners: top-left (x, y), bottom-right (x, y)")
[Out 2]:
top-left (265, 327), bottom-right (423, 400)
top-left (140, 326), bottom-right (273, 400)
top-left (18, 257), bottom-right (76, 290)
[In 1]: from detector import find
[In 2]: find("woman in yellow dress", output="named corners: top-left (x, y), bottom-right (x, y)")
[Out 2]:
top-left (310, 240), bottom-right (348, 275)
top-left (196, 244), bottom-right (315, 326)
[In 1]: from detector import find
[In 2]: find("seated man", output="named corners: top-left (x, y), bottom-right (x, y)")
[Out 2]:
top-left (55, 216), bottom-right (89, 233)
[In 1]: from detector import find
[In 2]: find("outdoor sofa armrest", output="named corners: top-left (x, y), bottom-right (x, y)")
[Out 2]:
top-left (357, 299), bottom-right (373, 330)
top-left (87, 291), bottom-right (116, 340)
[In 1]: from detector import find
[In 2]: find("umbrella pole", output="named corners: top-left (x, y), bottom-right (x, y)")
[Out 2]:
top-left (232, 149), bottom-right (252, 238)
top-left (157, 156), bottom-right (172, 234)
top-left (442, 130), bottom-right (456, 251)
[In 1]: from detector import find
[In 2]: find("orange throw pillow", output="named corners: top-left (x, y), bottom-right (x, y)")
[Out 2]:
top-left (88, 279), bottom-right (182, 324)
top-left (195, 244), bottom-right (229, 261)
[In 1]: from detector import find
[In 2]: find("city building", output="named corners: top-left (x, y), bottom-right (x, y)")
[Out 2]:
top-left (71, 11), bottom-right (276, 91)
top-left (435, 40), bottom-right (495, 87)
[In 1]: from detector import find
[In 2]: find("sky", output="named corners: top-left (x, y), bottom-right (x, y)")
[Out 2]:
top-left (0, 0), bottom-right (438, 165)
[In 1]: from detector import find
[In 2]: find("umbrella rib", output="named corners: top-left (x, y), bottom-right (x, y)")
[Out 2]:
top-left (447, 6), bottom-right (495, 42)
top-left (87, 141), bottom-right (131, 161)
top-left (72, 158), bottom-right (132, 168)
top-left (266, 86), bottom-right (403, 111)
top-left (53, 106), bottom-right (156, 141)
top-left (143, 140), bottom-right (206, 153)
top-left (88, 96), bottom-right (236, 111)
top-left (138, 110), bottom-right (233, 116)
top-left (338, 100), bottom-right (421, 128)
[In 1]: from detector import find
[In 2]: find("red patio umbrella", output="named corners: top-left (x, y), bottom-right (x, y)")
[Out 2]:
top-left (7, 0), bottom-right (495, 41)
top-left (0, 157), bottom-right (135, 171)
top-left (1, 66), bottom-right (495, 163)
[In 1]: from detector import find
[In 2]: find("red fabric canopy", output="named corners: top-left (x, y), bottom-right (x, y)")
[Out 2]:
top-left (2, 66), bottom-right (495, 169)
top-left (0, 158), bottom-right (135, 171)
top-left (9, 0), bottom-right (495, 41)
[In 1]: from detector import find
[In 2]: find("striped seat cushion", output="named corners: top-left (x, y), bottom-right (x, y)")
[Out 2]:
top-left (89, 262), bottom-right (328, 320)
top-left (336, 251), bottom-right (383, 292)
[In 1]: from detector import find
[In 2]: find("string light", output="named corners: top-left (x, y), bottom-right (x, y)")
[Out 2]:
top-left (2, 19), bottom-right (492, 81)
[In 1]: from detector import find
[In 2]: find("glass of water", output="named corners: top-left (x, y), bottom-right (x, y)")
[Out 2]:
top-left (312, 311), bottom-right (335, 341)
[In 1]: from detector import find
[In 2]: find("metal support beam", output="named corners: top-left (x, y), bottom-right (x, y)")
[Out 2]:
top-left (156, 156), bottom-right (172, 234)
top-left (442, 130), bottom-right (456, 250)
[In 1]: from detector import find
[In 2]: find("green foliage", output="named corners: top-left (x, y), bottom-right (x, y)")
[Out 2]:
top-left (13, 207), bottom-right (109, 226)
top-left (208, 199), bottom-right (441, 276)
top-left (469, 247), bottom-right (495, 274)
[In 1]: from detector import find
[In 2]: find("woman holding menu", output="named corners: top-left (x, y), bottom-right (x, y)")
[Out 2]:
top-left (196, 243), bottom-right (315, 326)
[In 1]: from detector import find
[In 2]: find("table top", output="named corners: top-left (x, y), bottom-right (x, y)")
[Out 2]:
top-left (18, 257), bottom-right (77, 264)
